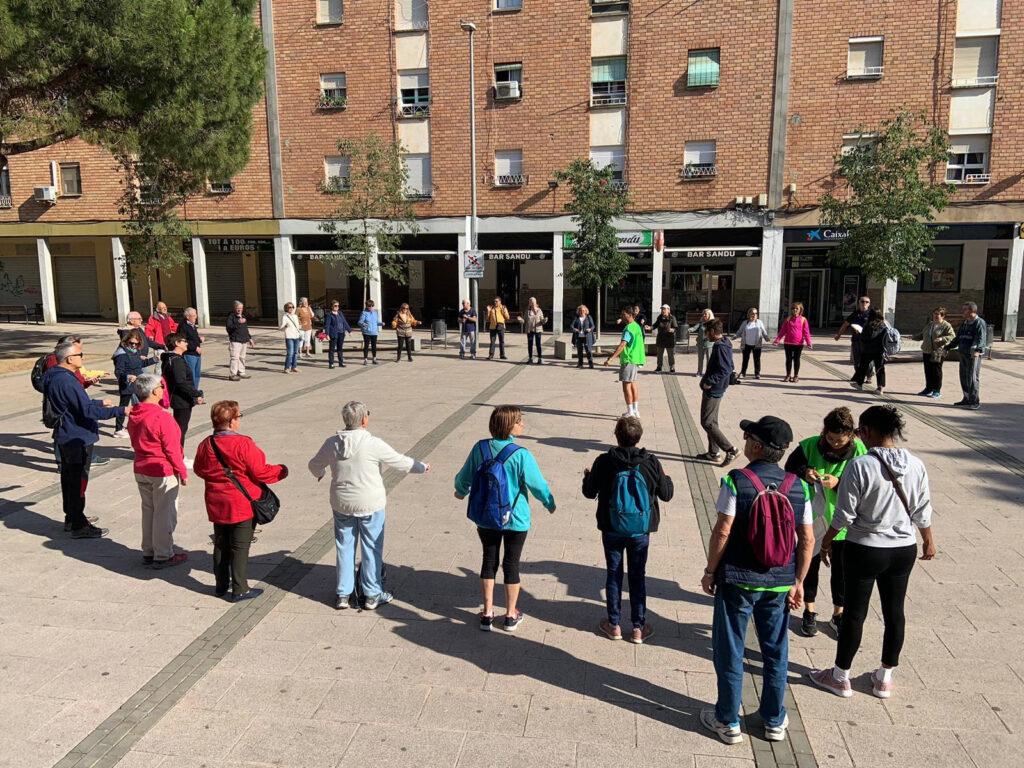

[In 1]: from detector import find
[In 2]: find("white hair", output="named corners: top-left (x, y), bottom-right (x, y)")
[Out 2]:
top-left (134, 373), bottom-right (162, 400)
top-left (342, 401), bottom-right (368, 430)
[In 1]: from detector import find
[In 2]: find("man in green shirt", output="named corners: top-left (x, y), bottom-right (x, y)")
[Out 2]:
top-left (604, 308), bottom-right (646, 418)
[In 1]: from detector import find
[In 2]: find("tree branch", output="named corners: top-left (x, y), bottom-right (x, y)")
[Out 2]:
top-left (1, 131), bottom-right (70, 155)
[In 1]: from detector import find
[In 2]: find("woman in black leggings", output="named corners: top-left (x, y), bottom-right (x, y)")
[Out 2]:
top-left (851, 309), bottom-right (888, 394)
top-left (808, 405), bottom-right (936, 700)
top-left (454, 405), bottom-right (556, 632)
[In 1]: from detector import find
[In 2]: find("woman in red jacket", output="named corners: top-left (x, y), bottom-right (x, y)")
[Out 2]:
top-left (194, 400), bottom-right (288, 601)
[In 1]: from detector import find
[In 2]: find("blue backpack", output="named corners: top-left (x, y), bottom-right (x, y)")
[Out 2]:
top-left (467, 440), bottom-right (523, 529)
top-left (608, 463), bottom-right (652, 536)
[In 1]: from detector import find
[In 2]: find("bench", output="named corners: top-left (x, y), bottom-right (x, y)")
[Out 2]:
top-left (552, 337), bottom-right (673, 360)
top-left (0, 304), bottom-right (42, 323)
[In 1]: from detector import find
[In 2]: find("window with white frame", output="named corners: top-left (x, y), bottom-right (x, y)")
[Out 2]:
top-left (0, 157), bottom-right (11, 206)
top-left (952, 37), bottom-right (999, 88)
top-left (847, 37), bottom-right (883, 78)
top-left (682, 141), bottom-right (716, 178)
top-left (956, 0), bottom-right (1001, 32)
top-left (317, 0), bottom-right (343, 24)
top-left (398, 69), bottom-right (430, 117)
top-left (324, 156), bottom-right (351, 192)
top-left (403, 153), bottom-right (432, 198)
top-left (494, 63), bottom-right (522, 99)
top-left (493, 150), bottom-right (525, 186)
top-left (687, 48), bottom-right (720, 88)
top-left (394, 0), bottom-right (428, 30)
top-left (319, 73), bottom-right (347, 109)
top-left (209, 179), bottom-right (234, 194)
top-left (950, 88), bottom-right (995, 132)
top-left (136, 164), bottom-right (161, 205)
top-left (840, 132), bottom-right (878, 157)
top-left (494, 0), bottom-right (523, 11)
top-left (591, 0), bottom-right (630, 14)
top-left (591, 57), bottom-right (627, 106)
top-left (590, 145), bottom-right (625, 186)
top-left (59, 163), bottom-right (82, 196)
top-left (946, 135), bottom-right (990, 183)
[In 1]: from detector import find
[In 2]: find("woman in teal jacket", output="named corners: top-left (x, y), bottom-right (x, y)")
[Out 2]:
top-left (455, 405), bottom-right (556, 632)
top-left (358, 299), bottom-right (384, 365)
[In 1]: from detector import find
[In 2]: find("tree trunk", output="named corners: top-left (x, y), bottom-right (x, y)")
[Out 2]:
top-left (595, 288), bottom-right (602, 341)
top-left (146, 266), bottom-right (154, 315)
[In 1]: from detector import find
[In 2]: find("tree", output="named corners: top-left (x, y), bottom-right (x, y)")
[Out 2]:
top-left (319, 134), bottom-right (421, 304)
top-left (0, 0), bottom-right (265, 191)
top-left (819, 109), bottom-right (954, 285)
top-left (554, 158), bottom-right (631, 337)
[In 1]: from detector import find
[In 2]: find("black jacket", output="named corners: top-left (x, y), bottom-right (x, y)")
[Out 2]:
top-left (226, 312), bottom-right (252, 343)
top-left (181, 319), bottom-right (202, 355)
top-left (161, 353), bottom-right (202, 410)
top-left (582, 446), bottom-right (673, 533)
top-left (651, 313), bottom-right (678, 343)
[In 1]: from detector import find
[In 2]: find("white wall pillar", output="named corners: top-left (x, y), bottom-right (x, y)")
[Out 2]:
top-left (36, 237), bottom-right (57, 325)
top-left (273, 234), bottom-right (295, 323)
top-left (367, 235), bottom-right (383, 311)
top-left (882, 278), bottom-right (898, 326)
top-left (457, 216), bottom-right (470, 304)
top-left (552, 232), bottom-right (564, 335)
top-left (191, 236), bottom-right (211, 328)
top-left (651, 239), bottom-right (664, 324)
top-left (111, 237), bottom-right (131, 325)
top-left (1004, 236), bottom-right (1023, 341)
top-left (759, 228), bottom-right (784, 335)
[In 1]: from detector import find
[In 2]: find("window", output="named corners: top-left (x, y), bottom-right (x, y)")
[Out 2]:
top-left (898, 245), bottom-right (963, 292)
top-left (398, 69), bottom-right (430, 117)
top-left (493, 150), bottom-right (525, 187)
top-left (847, 37), bottom-right (884, 78)
top-left (319, 73), bottom-right (347, 109)
top-left (682, 140), bottom-right (717, 178)
top-left (950, 89), bottom-right (995, 132)
top-left (494, 0), bottom-right (523, 10)
top-left (946, 135), bottom-right (990, 184)
top-left (316, 0), bottom-right (343, 24)
top-left (956, 0), bottom-right (1001, 32)
top-left (590, 145), bottom-right (625, 189)
top-left (323, 156), bottom-right (350, 192)
top-left (403, 153), bottom-right (432, 199)
top-left (591, 0), bottom-right (629, 14)
top-left (395, 0), bottom-right (428, 30)
top-left (952, 37), bottom-right (999, 88)
top-left (591, 57), bottom-right (626, 106)
top-left (840, 132), bottom-right (878, 157)
top-left (0, 157), bottom-right (10, 207)
top-left (209, 180), bottom-right (234, 194)
top-left (59, 163), bottom-right (82, 196)
top-left (494, 63), bottom-right (522, 99)
top-left (136, 166), bottom-right (162, 205)
top-left (687, 48), bottom-right (720, 87)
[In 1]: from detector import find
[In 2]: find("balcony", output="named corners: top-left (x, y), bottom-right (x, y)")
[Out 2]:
top-left (846, 66), bottom-right (884, 79)
top-left (610, 180), bottom-right (628, 193)
top-left (320, 177), bottom-right (350, 194)
top-left (492, 173), bottom-right (527, 188)
top-left (951, 74), bottom-right (999, 88)
top-left (318, 91), bottom-right (348, 110)
top-left (681, 164), bottom-right (717, 179)
top-left (398, 102), bottom-right (431, 118)
top-left (590, 82), bottom-right (627, 107)
top-left (209, 182), bottom-right (234, 195)
top-left (404, 189), bottom-right (434, 201)
top-left (964, 173), bottom-right (991, 185)
top-left (0, 195), bottom-right (12, 209)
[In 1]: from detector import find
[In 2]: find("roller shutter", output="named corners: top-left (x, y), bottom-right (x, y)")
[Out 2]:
top-left (0, 256), bottom-right (43, 306)
top-left (54, 256), bottom-right (100, 315)
top-left (206, 252), bottom-right (245, 317)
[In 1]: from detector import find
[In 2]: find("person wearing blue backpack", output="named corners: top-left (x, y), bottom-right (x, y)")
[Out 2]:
top-left (454, 405), bottom-right (556, 632)
top-left (582, 416), bottom-right (674, 644)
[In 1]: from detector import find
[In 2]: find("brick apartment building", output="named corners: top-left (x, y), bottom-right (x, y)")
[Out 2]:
top-left (0, 0), bottom-right (1020, 338)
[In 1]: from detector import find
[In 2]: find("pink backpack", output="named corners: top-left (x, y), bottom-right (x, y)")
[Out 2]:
top-left (737, 468), bottom-right (797, 568)
top-left (159, 376), bottom-right (171, 409)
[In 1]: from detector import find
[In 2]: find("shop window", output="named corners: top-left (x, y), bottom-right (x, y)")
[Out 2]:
top-left (591, 56), bottom-right (627, 106)
top-left (323, 156), bottom-right (350, 192)
top-left (946, 135), bottom-right (990, 184)
top-left (59, 163), bottom-right (82, 196)
top-left (403, 153), bottom-right (432, 199)
top-left (317, 0), bottom-right (343, 25)
top-left (319, 73), bottom-right (347, 109)
top-left (394, 0), bottom-right (428, 30)
top-left (847, 37), bottom-right (883, 79)
top-left (0, 157), bottom-right (11, 207)
top-left (897, 245), bottom-right (963, 292)
top-left (398, 69), bottom-right (430, 117)
top-left (687, 48), bottom-right (720, 88)
top-left (494, 63), bottom-right (522, 100)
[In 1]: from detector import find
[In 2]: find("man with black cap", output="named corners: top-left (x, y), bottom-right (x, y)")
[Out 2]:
top-left (648, 304), bottom-right (678, 373)
top-left (698, 415), bottom-right (814, 747)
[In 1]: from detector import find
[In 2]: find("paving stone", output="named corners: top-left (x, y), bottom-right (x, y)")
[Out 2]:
top-left (417, 687), bottom-right (531, 736)
top-left (388, 647), bottom-right (492, 689)
top-left (133, 708), bottom-right (250, 759)
top-left (883, 688), bottom-right (1005, 731)
top-left (228, 715), bottom-right (358, 767)
top-left (524, 695), bottom-right (637, 747)
top-left (335, 726), bottom-right (465, 768)
top-left (952, 730), bottom-right (1024, 768)
top-left (836, 722), bottom-right (974, 767)
top-left (312, 680), bottom-right (430, 726)
top-left (454, 734), bottom-right (576, 768)
top-left (799, 719), bottom-right (853, 768)
top-left (218, 673), bottom-right (334, 719)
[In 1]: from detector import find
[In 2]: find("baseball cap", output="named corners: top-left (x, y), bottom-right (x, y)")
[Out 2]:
top-left (739, 416), bottom-right (793, 450)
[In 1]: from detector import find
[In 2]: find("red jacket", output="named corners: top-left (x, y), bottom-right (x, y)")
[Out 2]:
top-left (194, 433), bottom-right (287, 524)
top-left (127, 402), bottom-right (187, 479)
top-left (145, 313), bottom-right (178, 346)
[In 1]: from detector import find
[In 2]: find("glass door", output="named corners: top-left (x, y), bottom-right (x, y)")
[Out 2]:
top-left (788, 268), bottom-right (827, 327)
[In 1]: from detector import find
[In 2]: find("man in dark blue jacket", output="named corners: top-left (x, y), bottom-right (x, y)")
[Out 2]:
top-left (697, 318), bottom-right (739, 466)
top-left (950, 301), bottom-right (987, 410)
top-left (43, 340), bottom-right (128, 537)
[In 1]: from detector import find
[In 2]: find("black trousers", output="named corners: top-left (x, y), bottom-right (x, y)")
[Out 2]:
top-left (477, 527), bottom-right (528, 583)
top-left (655, 341), bottom-right (675, 370)
top-left (804, 539), bottom-right (846, 607)
top-left (362, 336), bottom-right (378, 359)
top-left (853, 349), bottom-right (886, 388)
top-left (172, 407), bottom-right (192, 448)
top-left (59, 442), bottom-right (93, 530)
top-left (488, 326), bottom-right (506, 358)
top-left (396, 335), bottom-right (413, 360)
top-left (213, 517), bottom-right (255, 597)
top-left (115, 393), bottom-right (133, 431)
top-left (526, 332), bottom-right (542, 361)
top-left (922, 354), bottom-right (943, 392)
top-left (740, 346), bottom-right (762, 375)
top-left (836, 542), bottom-right (917, 669)
top-left (575, 339), bottom-right (594, 367)
top-left (328, 335), bottom-right (346, 366)
top-left (783, 344), bottom-right (804, 376)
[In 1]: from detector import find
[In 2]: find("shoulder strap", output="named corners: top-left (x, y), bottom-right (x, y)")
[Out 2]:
top-left (495, 443), bottom-right (522, 463)
top-left (209, 436), bottom-right (255, 503)
top-left (869, 452), bottom-right (911, 516)
top-left (779, 472), bottom-right (797, 494)
top-left (736, 467), bottom-right (765, 493)
top-left (477, 439), bottom-right (492, 462)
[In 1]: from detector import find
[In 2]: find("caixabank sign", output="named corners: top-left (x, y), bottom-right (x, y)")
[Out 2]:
top-left (785, 224), bottom-right (1013, 244)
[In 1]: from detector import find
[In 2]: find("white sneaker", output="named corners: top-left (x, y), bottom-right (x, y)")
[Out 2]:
top-left (113, 429), bottom-right (129, 439)
top-left (764, 714), bottom-right (789, 742)
top-left (700, 708), bottom-right (742, 745)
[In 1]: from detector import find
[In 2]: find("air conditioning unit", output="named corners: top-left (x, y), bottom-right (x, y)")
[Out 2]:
top-left (494, 81), bottom-right (521, 100)
top-left (34, 186), bottom-right (57, 203)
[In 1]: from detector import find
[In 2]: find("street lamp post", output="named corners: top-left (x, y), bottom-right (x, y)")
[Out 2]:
top-left (460, 20), bottom-right (479, 320)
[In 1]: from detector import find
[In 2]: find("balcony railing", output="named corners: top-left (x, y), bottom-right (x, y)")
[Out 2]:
top-left (964, 173), bottom-right (991, 185)
top-left (951, 74), bottom-right (999, 88)
top-left (610, 180), bottom-right (628, 193)
top-left (394, 19), bottom-right (428, 31)
top-left (681, 164), bottom-right (718, 179)
top-left (404, 189), bottom-right (434, 201)
top-left (846, 66), bottom-right (884, 79)
top-left (0, 195), bottom-right (12, 209)
top-left (398, 102), bottom-right (431, 118)
top-left (590, 82), bottom-right (627, 107)
top-left (318, 91), bottom-right (348, 110)
top-left (492, 173), bottom-right (527, 187)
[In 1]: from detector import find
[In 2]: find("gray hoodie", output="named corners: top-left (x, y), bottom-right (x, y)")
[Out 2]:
top-left (831, 447), bottom-right (932, 548)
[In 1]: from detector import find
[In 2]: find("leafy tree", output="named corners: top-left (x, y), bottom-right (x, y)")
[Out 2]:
top-left (554, 158), bottom-right (631, 336)
top-left (319, 134), bottom-right (421, 304)
top-left (819, 109), bottom-right (954, 284)
top-left (0, 0), bottom-right (265, 192)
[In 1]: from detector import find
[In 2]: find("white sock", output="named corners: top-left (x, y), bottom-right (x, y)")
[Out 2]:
top-left (628, 403), bottom-right (637, 416)
top-left (832, 666), bottom-right (850, 682)
top-left (878, 666), bottom-right (893, 682)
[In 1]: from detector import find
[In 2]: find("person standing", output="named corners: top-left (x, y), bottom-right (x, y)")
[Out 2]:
top-left (358, 299), bottom-right (383, 365)
top-left (773, 302), bottom-right (813, 383)
top-left (486, 297), bottom-right (511, 360)
top-left (309, 400), bottom-right (430, 610)
top-left (296, 297), bottom-right (315, 358)
top-left (850, 309), bottom-right (888, 394)
top-left (161, 333), bottom-right (205, 451)
top-left (120, 310), bottom-right (165, 355)
top-left (571, 305), bottom-right (596, 369)
top-left (42, 340), bottom-right (128, 537)
top-left (697, 319), bottom-right (740, 467)
top-left (733, 307), bottom-right (770, 379)
top-left (700, 416), bottom-right (813, 745)
top-left (603, 308), bottom-right (646, 418)
top-left (324, 300), bottom-right (352, 369)
top-left (835, 296), bottom-right (874, 383)
top-left (809, 405), bottom-right (936, 700)
top-left (688, 308), bottom-right (715, 377)
top-left (145, 301), bottom-right (178, 349)
top-left (649, 304), bottom-right (678, 373)
top-left (226, 301), bottom-right (254, 381)
top-left (519, 297), bottom-right (546, 365)
top-left (127, 374), bottom-right (189, 568)
top-left (915, 307), bottom-right (955, 398)
top-left (280, 302), bottom-right (301, 373)
top-left (391, 302), bottom-right (421, 362)
top-left (950, 301), bottom-right (986, 410)
top-left (112, 329), bottom-right (156, 438)
top-left (180, 307), bottom-right (204, 388)
top-left (458, 299), bottom-right (478, 359)
top-left (454, 405), bottom-right (556, 631)
top-left (583, 416), bottom-right (674, 643)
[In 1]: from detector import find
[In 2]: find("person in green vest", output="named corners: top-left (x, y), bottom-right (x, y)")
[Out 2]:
top-left (783, 407), bottom-right (867, 638)
top-left (604, 308), bottom-right (646, 418)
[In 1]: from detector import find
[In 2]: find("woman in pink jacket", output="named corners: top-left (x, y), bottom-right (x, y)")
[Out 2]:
top-left (773, 301), bottom-right (813, 382)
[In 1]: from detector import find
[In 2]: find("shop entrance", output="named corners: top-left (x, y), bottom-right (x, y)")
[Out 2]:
top-left (984, 249), bottom-right (1008, 335)
top-left (669, 268), bottom-right (735, 325)
top-left (605, 268), bottom-right (652, 326)
top-left (787, 268), bottom-right (827, 327)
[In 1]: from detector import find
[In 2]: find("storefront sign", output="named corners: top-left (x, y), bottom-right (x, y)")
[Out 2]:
top-left (464, 249), bottom-right (485, 278)
top-left (668, 248), bottom-right (757, 259)
top-left (786, 223), bottom-right (1013, 244)
top-left (202, 237), bottom-right (275, 252)
top-left (783, 228), bottom-right (851, 244)
top-left (562, 231), bottom-right (652, 250)
top-left (484, 251), bottom-right (549, 261)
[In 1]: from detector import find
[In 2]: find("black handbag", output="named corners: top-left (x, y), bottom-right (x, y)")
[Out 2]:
top-left (209, 435), bottom-right (280, 524)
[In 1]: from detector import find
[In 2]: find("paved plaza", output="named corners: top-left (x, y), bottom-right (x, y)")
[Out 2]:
top-left (1, 322), bottom-right (1023, 768)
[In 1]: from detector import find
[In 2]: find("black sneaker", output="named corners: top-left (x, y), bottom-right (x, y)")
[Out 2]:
top-left (952, 400), bottom-right (967, 406)
top-left (800, 611), bottom-right (818, 637)
top-left (479, 612), bottom-right (494, 632)
top-left (335, 594), bottom-right (350, 610)
top-left (721, 449), bottom-right (740, 468)
top-left (503, 610), bottom-right (524, 631)
top-left (142, 555), bottom-right (154, 565)
top-left (828, 614), bottom-right (843, 635)
top-left (70, 525), bottom-right (107, 539)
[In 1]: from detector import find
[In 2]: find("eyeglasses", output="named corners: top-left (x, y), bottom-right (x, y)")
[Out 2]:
top-left (127, 343), bottom-right (141, 348)
top-left (67, 353), bottom-right (83, 359)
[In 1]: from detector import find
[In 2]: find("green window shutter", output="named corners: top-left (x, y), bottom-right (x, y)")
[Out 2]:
top-left (592, 57), bottom-right (627, 83)
top-left (688, 48), bottom-right (720, 87)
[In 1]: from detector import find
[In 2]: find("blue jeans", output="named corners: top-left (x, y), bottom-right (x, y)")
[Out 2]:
top-left (527, 331), bottom-right (542, 361)
top-left (284, 338), bottom-right (300, 370)
top-left (184, 353), bottom-right (201, 388)
top-left (460, 327), bottom-right (477, 356)
top-left (602, 532), bottom-right (650, 629)
top-left (712, 583), bottom-right (789, 728)
top-left (333, 509), bottom-right (385, 598)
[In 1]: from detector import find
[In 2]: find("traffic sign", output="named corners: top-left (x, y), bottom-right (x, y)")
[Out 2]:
top-left (463, 249), bottom-right (485, 278)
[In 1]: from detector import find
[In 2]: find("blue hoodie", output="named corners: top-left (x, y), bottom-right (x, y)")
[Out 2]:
top-left (700, 337), bottom-right (734, 397)
top-left (42, 366), bottom-right (123, 446)
top-left (358, 309), bottom-right (383, 337)
top-left (454, 438), bottom-right (556, 531)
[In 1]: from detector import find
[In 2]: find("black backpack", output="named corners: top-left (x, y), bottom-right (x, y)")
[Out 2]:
top-left (31, 355), bottom-right (49, 393)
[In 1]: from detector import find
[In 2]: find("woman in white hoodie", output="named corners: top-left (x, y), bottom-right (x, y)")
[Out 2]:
top-left (808, 405), bottom-right (936, 701)
top-left (308, 400), bottom-right (430, 609)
